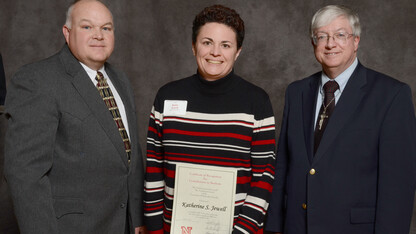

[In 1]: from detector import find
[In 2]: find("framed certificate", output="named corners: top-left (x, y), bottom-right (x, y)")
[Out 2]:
top-left (170, 163), bottom-right (237, 234)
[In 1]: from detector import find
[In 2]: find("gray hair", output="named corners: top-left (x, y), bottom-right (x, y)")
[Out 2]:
top-left (64, 4), bottom-right (75, 29)
top-left (310, 5), bottom-right (361, 38)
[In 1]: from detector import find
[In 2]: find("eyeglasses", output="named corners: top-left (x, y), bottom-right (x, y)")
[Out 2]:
top-left (312, 32), bottom-right (354, 45)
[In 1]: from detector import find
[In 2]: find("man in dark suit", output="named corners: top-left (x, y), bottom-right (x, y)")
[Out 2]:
top-left (4, 1), bottom-right (144, 233)
top-left (265, 5), bottom-right (416, 234)
top-left (0, 53), bottom-right (6, 109)
top-left (1, 53), bottom-right (20, 234)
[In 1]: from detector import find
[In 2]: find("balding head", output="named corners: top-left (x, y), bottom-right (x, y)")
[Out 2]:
top-left (62, 0), bottom-right (115, 70)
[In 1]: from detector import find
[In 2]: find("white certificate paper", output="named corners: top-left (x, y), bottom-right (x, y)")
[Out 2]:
top-left (171, 163), bottom-right (237, 234)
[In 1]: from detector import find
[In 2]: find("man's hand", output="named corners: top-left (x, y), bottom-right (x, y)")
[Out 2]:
top-left (135, 226), bottom-right (148, 234)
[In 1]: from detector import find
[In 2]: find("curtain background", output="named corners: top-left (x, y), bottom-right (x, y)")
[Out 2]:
top-left (1, 0), bottom-right (415, 233)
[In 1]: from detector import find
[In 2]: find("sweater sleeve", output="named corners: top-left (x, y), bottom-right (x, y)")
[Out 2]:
top-left (144, 93), bottom-right (165, 234)
top-left (233, 94), bottom-right (276, 234)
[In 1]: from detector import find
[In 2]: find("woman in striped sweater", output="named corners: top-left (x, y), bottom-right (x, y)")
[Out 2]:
top-left (144, 5), bottom-right (276, 233)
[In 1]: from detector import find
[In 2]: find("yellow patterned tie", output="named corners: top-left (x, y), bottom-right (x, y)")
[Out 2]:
top-left (96, 71), bottom-right (131, 164)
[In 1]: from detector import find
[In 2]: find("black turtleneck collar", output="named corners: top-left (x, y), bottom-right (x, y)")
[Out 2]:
top-left (193, 70), bottom-right (239, 95)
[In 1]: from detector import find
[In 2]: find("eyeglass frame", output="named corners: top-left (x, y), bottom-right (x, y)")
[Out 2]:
top-left (312, 32), bottom-right (355, 46)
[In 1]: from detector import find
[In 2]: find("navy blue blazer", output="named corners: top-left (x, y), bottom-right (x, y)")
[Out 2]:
top-left (265, 62), bottom-right (416, 234)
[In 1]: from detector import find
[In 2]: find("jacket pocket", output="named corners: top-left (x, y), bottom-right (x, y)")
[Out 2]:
top-left (53, 197), bottom-right (84, 219)
top-left (350, 207), bottom-right (375, 224)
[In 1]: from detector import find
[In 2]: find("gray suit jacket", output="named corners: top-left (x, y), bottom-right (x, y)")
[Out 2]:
top-left (4, 45), bottom-right (144, 234)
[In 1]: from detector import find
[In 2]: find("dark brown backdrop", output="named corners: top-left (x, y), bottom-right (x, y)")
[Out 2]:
top-left (1, 0), bottom-right (415, 233)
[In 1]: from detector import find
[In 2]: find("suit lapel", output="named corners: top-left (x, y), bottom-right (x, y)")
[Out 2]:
top-left (59, 45), bottom-right (129, 168)
top-left (303, 74), bottom-right (320, 164)
top-left (313, 63), bottom-right (367, 162)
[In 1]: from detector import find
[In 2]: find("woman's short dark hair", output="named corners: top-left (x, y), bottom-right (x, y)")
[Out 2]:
top-left (192, 5), bottom-right (245, 49)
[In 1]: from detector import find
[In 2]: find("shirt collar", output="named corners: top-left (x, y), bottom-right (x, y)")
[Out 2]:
top-left (79, 62), bottom-right (105, 81)
top-left (320, 57), bottom-right (358, 93)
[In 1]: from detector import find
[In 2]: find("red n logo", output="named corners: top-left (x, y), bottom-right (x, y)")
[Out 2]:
top-left (181, 226), bottom-right (192, 234)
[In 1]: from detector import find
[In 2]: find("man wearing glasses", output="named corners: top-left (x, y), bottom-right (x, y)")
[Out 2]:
top-left (265, 5), bottom-right (416, 234)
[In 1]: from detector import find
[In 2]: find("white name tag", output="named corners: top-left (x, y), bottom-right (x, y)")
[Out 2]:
top-left (164, 100), bottom-right (188, 116)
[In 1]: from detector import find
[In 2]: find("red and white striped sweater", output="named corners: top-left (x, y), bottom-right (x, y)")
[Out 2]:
top-left (144, 71), bottom-right (276, 233)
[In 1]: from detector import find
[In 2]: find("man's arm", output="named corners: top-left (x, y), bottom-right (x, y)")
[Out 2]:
top-left (375, 84), bottom-right (416, 233)
top-left (121, 72), bottom-right (145, 229)
top-left (4, 68), bottom-right (59, 233)
top-left (129, 122), bottom-right (145, 229)
top-left (264, 86), bottom-right (292, 233)
top-left (0, 53), bottom-right (6, 106)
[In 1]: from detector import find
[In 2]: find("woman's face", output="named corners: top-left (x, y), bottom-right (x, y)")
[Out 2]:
top-left (192, 22), bottom-right (241, 81)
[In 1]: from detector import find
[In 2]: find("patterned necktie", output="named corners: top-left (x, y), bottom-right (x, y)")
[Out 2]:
top-left (314, 80), bottom-right (339, 154)
top-left (96, 71), bottom-right (131, 164)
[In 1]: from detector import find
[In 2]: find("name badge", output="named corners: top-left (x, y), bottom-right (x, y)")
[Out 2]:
top-left (164, 100), bottom-right (188, 115)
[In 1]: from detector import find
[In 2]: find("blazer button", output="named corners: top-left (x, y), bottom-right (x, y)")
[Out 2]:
top-left (302, 203), bottom-right (307, 210)
top-left (120, 203), bottom-right (126, 208)
top-left (309, 168), bottom-right (316, 175)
